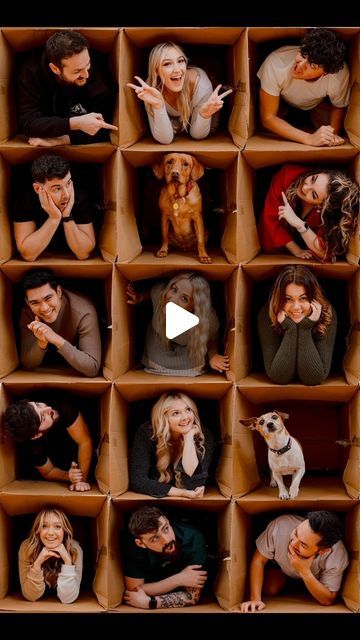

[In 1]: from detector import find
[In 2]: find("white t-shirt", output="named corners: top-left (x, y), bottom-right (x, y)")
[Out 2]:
top-left (257, 46), bottom-right (350, 110)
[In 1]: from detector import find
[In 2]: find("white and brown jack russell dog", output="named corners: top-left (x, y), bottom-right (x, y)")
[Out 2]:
top-left (240, 411), bottom-right (305, 500)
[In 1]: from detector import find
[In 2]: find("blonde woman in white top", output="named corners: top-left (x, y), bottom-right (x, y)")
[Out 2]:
top-left (127, 41), bottom-right (232, 144)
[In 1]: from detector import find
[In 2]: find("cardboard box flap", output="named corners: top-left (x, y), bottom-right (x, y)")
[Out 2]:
top-left (244, 138), bottom-right (358, 169)
top-left (238, 374), bottom-right (357, 403)
top-left (0, 481), bottom-right (106, 516)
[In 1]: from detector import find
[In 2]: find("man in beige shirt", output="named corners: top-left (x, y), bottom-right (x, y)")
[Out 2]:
top-left (241, 511), bottom-right (349, 612)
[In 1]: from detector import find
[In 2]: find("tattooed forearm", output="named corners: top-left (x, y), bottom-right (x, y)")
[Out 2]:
top-left (158, 588), bottom-right (201, 608)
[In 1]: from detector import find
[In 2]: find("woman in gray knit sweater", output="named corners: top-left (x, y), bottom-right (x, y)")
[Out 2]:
top-left (258, 266), bottom-right (337, 385)
top-left (130, 392), bottom-right (215, 498)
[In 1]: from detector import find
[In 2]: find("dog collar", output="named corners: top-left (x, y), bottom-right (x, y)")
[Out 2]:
top-left (269, 437), bottom-right (292, 456)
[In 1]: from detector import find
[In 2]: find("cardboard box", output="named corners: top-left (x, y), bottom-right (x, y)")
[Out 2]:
top-left (118, 145), bottom-right (259, 265)
top-left (0, 378), bottom-right (112, 495)
top-left (0, 144), bottom-right (119, 264)
top-left (119, 27), bottom-right (248, 148)
top-left (237, 257), bottom-right (360, 384)
top-left (246, 27), bottom-right (360, 147)
top-left (0, 489), bottom-right (110, 611)
top-left (234, 388), bottom-right (360, 499)
top-left (0, 28), bottom-right (120, 145)
top-left (108, 496), bottom-right (234, 612)
top-left (110, 377), bottom-right (233, 497)
top-left (235, 497), bottom-right (360, 613)
top-left (114, 261), bottom-right (240, 381)
top-left (0, 261), bottom-right (119, 380)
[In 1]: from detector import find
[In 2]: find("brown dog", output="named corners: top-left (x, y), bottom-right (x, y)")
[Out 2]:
top-left (152, 153), bottom-right (212, 264)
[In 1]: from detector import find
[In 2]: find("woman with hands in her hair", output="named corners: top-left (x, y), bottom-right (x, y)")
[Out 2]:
top-left (258, 266), bottom-right (337, 385)
top-left (127, 271), bottom-right (229, 376)
top-left (127, 41), bottom-right (232, 144)
top-left (130, 392), bottom-right (215, 498)
top-left (18, 507), bottom-right (82, 603)
top-left (258, 164), bottom-right (359, 262)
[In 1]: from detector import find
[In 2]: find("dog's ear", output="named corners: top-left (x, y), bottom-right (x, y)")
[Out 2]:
top-left (153, 159), bottom-right (165, 180)
top-left (190, 157), bottom-right (204, 181)
top-left (277, 411), bottom-right (289, 420)
top-left (240, 417), bottom-right (258, 430)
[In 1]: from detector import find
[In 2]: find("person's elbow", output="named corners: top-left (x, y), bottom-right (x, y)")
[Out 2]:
top-left (58, 590), bottom-right (80, 604)
top-left (20, 357), bottom-right (35, 371)
top-left (317, 591), bottom-right (337, 606)
top-left (190, 130), bottom-right (208, 141)
top-left (17, 244), bottom-right (40, 262)
top-left (155, 132), bottom-right (174, 144)
top-left (21, 585), bottom-right (43, 602)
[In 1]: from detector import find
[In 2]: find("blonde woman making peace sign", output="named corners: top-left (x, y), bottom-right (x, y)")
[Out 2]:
top-left (127, 42), bottom-right (232, 144)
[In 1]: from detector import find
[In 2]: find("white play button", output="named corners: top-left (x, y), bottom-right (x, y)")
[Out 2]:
top-left (166, 302), bottom-right (199, 339)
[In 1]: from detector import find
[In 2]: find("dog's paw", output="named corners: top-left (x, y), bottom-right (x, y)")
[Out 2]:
top-left (156, 249), bottom-right (168, 258)
top-left (199, 255), bottom-right (213, 264)
top-left (289, 488), bottom-right (299, 499)
top-left (270, 479), bottom-right (277, 488)
top-left (279, 491), bottom-right (290, 500)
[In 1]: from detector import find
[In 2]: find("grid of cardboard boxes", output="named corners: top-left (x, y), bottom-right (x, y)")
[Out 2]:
top-left (0, 26), bottom-right (359, 614)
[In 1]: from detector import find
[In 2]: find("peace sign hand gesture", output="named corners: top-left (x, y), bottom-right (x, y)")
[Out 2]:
top-left (127, 76), bottom-right (165, 109)
top-left (199, 84), bottom-right (233, 119)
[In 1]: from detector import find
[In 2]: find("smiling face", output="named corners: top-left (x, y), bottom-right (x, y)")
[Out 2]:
top-left (29, 401), bottom-right (60, 436)
top-left (50, 48), bottom-right (91, 86)
top-left (291, 51), bottom-right (326, 81)
top-left (283, 283), bottom-right (312, 323)
top-left (38, 511), bottom-right (65, 549)
top-left (135, 516), bottom-right (177, 555)
top-left (289, 519), bottom-right (324, 559)
top-left (166, 398), bottom-right (195, 439)
top-left (25, 283), bottom-right (63, 324)
top-left (296, 172), bottom-right (329, 207)
top-left (165, 278), bottom-right (194, 312)
top-left (34, 171), bottom-right (73, 212)
top-left (157, 45), bottom-right (187, 94)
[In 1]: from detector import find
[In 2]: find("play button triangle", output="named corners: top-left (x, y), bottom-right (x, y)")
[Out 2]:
top-left (165, 302), bottom-right (199, 339)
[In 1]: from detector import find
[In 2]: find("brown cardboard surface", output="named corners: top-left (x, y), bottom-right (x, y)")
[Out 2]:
top-left (244, 138), bottom-right (357, 168)
top-left (0, 272), bottom-right (18, 378)
top-left (113, 487), bottom-right (229, 510)
top-left (342, 391), bottom-right (360, 498)
top-left (344, 32), bottom-right (360, 148)
top-left (115, 371), bottom-right (232, 395)
top-left (243, 254), bottom-right (359, 280)
top-left (0, 592), bottom-right (105, 613)
top-left (0, 481), bottom-right (105, 515)
top-left (342, 505), bottom-right (360, 612)
top-left (238, 374), bottom-right (357, 403)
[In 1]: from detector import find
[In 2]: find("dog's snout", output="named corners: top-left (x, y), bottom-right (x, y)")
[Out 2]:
top-left (267, 422), bottom-right (277, 432)
top-left (171, 170), bottom-right (180, 180)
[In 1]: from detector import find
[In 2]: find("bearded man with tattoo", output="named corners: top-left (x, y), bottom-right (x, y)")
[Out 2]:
top-left (123, 506), bottom-right (208, 609)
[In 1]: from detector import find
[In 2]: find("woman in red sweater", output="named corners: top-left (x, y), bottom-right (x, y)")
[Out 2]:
top-left (258, 164), bottom-right (359, 262)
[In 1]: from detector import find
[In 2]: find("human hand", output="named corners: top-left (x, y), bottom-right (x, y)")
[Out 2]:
top-left (288, 546), bottom-right (314, 577)
top-left (307, 125), bottom-right (344, 147)
top-left (278, 192), bottom-right (301, 228)
top-left (52, 542), bottom-right (72, 565)
top-left (37, 189), bottom-right (62, 221)
top-left (240, 599), bottom-right (266, 613)
top-left (199, 85), bottom-right (233, 119)
top-left (33, 546), bottom-right (60, 570)
top-left (69, 481), bottom-right (91, 492)
top-left (123, 586), bottom-right (152, 609)
top-left (68, 461), bottom-right (83, 485)
top-left (308, 299), bottom-right (322, 322)
top-left (126, 283), bottom-right (139, 305)
top-left (293, 249), bottom-right (313, 260)
top-left (28, 135), bottom-right (70, 147)
top-left (177, 564), bottom-right (208, 588)
top-left (209, 353), bottom-right (230, 373)
top-left (27, 317), bottom-right (62, 348)
top-left (127, 76), bottom-right (165, 109)
top-left (61, 181), bottom-right (75, 218)
top-left (73, 113), bottom-right (118, 135)
top-left (277, 310), bottom-right (287, 323)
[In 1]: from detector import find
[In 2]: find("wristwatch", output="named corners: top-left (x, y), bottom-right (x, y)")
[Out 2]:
top-left (298, 222), bottom-right (309, 234)
top-left (149, 595), bottom-right (157, 609)
top-left (62, 214), bottom-right (74, 223)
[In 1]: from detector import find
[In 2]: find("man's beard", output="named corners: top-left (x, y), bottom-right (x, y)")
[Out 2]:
top-left (160, 539), bottom-right (181, 559)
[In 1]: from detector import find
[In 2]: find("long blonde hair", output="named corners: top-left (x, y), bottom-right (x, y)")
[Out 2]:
top-left (286, 168), bottom-right (359, 260)
top-left (152, 271), bottom-right (213, 365)
top-left (24, 507), bottom-right (77, 588)
top-left (146, 42), bottom-right (194, 131)
top-left (269, 266), bottom-right (333, 337)
top-left (151, 392), bottom-right (205, 486)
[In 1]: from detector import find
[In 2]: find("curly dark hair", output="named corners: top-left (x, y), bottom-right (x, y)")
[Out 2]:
top-left (31, 154), bottom-right (70, 184)
top-left (300, 28), bottom-right (346, 74)
top-left (307, 510), bottom-right (344, 548)
top-left (4, 399), bottom-right (40, 442)
top-left (128, 506), bottom-right (165, 538)
top-left (45, 30), bottom-right (89, 69)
